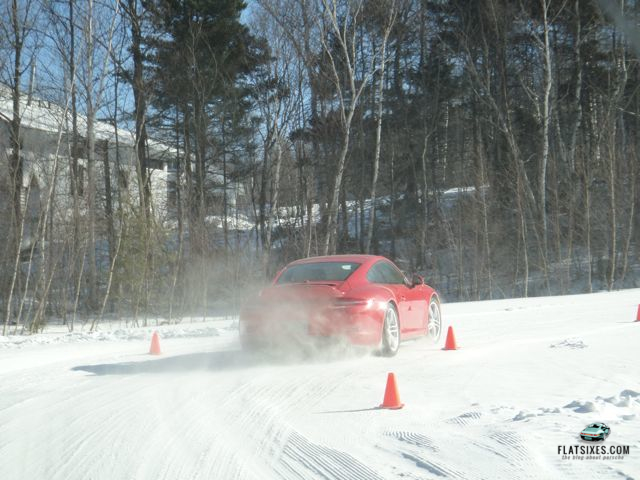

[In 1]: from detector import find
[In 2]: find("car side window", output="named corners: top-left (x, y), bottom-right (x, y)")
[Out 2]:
top-left (366, 262), bottom-right (386, 284)
top-left (379, 263), bottom-right (405, 284)
top-left (367, 261), bottom-right (405, 285)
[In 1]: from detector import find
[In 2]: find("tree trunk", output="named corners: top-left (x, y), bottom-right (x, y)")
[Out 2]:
top-left (538, 0), bottom-right (552, 266)
top-left (4, 0), bottom-right (25, 335)
top-left (365, 14), bottom-right (394, 253)
top-left (127, 0), bottom-right (150, 219)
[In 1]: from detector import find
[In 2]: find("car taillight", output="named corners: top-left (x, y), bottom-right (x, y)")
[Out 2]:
top-left (333, 298), bottom-right (372, 308)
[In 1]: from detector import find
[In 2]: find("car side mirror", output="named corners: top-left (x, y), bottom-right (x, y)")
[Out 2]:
top-left (411, 274), bottom-right (424, 287)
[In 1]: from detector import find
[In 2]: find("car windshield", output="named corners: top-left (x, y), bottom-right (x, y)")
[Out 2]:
top-left (277, 262), bottom-right (361, 284)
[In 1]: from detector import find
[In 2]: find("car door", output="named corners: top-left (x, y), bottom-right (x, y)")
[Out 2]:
top-left (377, 262), bottom-right (421, 332)
top-left (390, 263), bottom-right (427, 332)
top-left (367, 262), bottom-right (407, 332)
top-left (409, 278), bottom-right (430, 332)
top-left (406, 278), bottom-right (429, 333)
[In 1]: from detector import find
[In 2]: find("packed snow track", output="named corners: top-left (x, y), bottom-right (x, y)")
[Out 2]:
top-left (1, 290), bottom-right (639, 479)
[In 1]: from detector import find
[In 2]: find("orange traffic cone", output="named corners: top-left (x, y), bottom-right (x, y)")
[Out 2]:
top-left (443, 326), bottom-right (458, 350)
top-left (379, 373), bottom-right (404, 410)
top-left (636, 305), bottom-right (640, 322)
top-left (149, 331), bottom-right (162, 355)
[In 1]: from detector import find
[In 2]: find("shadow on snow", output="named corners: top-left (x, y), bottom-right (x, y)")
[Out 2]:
top-left (71, 345), bottom-right (370, 376)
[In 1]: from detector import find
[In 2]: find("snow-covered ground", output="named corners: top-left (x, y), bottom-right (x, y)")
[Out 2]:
top-left (1, 290), bottom-right (639, 480)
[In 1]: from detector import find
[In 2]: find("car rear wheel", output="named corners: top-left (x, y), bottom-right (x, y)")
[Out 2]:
top-left (427, 298), bottom-right (442, 342)
top-left (380, 304), bottom-right (400, 357)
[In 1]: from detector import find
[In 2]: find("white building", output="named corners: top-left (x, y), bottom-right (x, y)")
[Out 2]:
top-left (0, 84), bottom-right (177, 245)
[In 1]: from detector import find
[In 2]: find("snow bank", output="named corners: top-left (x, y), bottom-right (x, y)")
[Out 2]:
top-left (0, 322), bottom-right (225, 349)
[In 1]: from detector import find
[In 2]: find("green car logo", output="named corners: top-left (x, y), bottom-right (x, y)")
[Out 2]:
top-left (580, 423), bottom-right (610, 441)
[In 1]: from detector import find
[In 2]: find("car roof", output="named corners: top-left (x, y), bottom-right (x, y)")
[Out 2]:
top-left (287, 254), bottom-right (385, 266)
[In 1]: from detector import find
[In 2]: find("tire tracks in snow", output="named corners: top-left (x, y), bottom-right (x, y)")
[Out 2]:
top-left (280, 431), bottom-right (384, 480)
top-left (384, 430), bottom-right (438, 452)
top-left (195, 364), bottom-right (375, 480)
top-left (113, 357), bottom-right (370, 480)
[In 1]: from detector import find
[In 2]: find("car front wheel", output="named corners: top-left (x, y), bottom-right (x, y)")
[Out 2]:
top-left (380, 304), bottom-right (400, 357)
top-left (427, 297), bottom-right (442, 342)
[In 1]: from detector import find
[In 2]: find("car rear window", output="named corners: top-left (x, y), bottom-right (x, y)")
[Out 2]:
top-left (276, 262), bottom-right (361, 284)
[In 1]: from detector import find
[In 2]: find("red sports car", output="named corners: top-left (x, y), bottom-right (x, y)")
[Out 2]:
top-left (239, 255), bottom-right (442, 356)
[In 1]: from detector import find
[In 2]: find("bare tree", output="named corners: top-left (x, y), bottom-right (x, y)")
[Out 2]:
top-left (121, 0), bottom-right (150, 218)
top-left (251, 9), bottom-right (297, 273)
top-left (1, 0), bottom-right (41, 334)
top-left (317, 0), bottom-right (374, 254)
top-left (365, 1), bottom-right (397, 253)
top-left (75, 0), bottom-right (120, 320)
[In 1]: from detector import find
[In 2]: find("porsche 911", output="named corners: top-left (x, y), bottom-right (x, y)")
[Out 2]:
top-left (580, 423), bottom-right (610, 441)
top-left (239, 255), bottom-right (442, 356)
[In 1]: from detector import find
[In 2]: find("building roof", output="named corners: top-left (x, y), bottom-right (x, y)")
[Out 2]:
top-left (0, 83), bottom-right (174, 157)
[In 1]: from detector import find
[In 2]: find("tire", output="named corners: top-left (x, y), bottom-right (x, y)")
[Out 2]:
top-left (427, 297), bottom-right (442, 342)
top-left (380, 303), bottom-right (400, 357)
